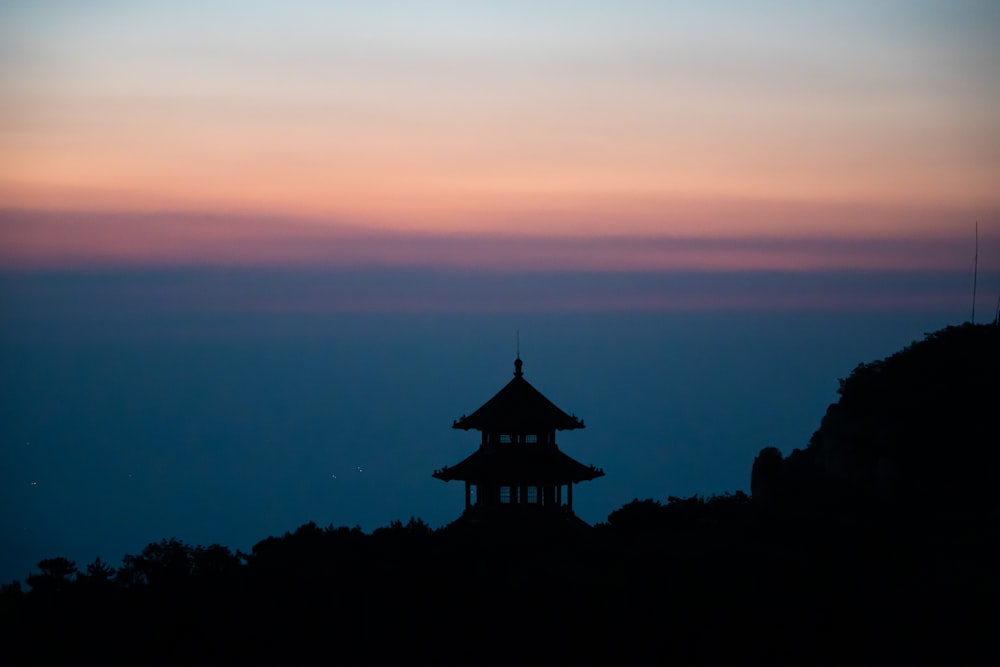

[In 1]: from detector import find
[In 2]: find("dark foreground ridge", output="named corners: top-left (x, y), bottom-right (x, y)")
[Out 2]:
top-left (2, 324), bottom-right (997, 665)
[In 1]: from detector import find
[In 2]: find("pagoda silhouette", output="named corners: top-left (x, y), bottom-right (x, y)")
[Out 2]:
top-left (433, 356), bottom-right (604, 520)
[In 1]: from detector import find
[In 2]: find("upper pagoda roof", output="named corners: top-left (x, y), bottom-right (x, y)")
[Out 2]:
top-left (452, 358), bottom-right (584, 433)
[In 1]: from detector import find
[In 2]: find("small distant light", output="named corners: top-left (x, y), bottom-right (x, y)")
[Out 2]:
top-left (30, 481), bottom-right (38, 487)
top-left (331, 474), bottom-right (337, 479)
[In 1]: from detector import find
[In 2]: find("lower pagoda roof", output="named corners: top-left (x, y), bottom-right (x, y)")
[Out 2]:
top-left (433, 445), bottom-right (604, 485)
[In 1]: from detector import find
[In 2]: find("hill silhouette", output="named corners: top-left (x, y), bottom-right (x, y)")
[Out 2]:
top-left (2, 324), bottom-right (997, 664)
top-left (752, 322), bottom-right (1000, 512)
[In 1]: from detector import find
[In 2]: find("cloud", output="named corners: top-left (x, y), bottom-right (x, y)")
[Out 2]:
top-left (2, 208), bottom-right (997, 273)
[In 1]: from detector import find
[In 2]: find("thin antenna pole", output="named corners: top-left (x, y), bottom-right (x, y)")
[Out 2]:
top-left (972, 221), bottom-right (978, 324)
top-left (516, 330), bottom-right (520, 359)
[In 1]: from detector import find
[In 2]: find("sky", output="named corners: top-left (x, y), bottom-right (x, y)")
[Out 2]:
top-left (1, 2), bottom-right (999, 583)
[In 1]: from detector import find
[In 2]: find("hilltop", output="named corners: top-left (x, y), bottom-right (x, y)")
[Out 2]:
top-left (753, 322), bottom-right (1000, 513)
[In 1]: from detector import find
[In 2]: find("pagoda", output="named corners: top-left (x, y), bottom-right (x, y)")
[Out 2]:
top-left (433, 357), bottom-right (604, 517)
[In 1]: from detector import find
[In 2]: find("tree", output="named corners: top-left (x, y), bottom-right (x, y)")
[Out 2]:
top-left (192, 544), bottom-right (243, 579)
top-left (76, 557), bottom-right (116, 593)
top-left (25, 557), bottom-right (77, 595)
top-left (116, 539), bottom-right (194, 590)
top-left (606, 498), bottom-right (664, 533)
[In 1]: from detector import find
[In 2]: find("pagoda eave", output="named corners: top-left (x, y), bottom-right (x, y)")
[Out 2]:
top-left (451, 420), bottom-right (585, 432)
top-left (432, 446), bottom-right (604, 485)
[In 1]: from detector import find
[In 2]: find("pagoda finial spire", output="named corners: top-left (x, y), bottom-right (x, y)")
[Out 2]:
top-left (514, 330), bottom-right (523, 377)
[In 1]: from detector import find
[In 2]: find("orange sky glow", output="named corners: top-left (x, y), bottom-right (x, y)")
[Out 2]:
top-left (1, 2), bottom-right (998, 269)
